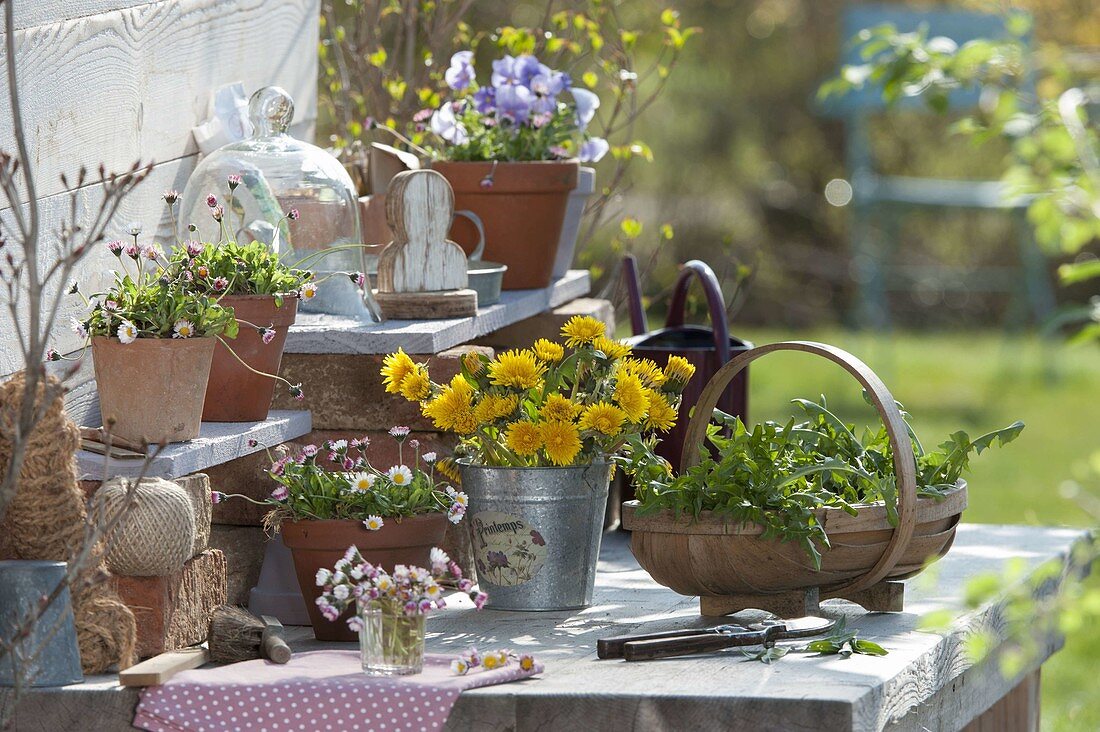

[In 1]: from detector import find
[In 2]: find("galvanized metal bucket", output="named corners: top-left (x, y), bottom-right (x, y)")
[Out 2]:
top-left (0, 560), bottom-right (83, 687)
top-left (460, 462), bottom-right (611, 611)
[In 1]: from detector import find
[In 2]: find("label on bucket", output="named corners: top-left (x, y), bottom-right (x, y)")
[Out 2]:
top-left (470, 511), bottom-right (547, 587)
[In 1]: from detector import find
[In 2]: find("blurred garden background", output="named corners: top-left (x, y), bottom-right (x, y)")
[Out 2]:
top-left (319, 1), bottom-right (1100, 728)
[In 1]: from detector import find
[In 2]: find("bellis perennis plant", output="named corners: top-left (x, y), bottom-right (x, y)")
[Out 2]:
top-left (427, 51), bottom-right (608, 163)
top-left (315, 546), bottom-right (487, 630)
top-left (228, 429), bottom-right (467, 530)
top-left (381, 316), bottom-right (695, 468)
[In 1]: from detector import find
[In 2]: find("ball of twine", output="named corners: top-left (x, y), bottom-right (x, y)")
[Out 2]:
top-left (0, 372), bottom-right (136, 673)
top-left (95, 477), bottom-right (196, 576)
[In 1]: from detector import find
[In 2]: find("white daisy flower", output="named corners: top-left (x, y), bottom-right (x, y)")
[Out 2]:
top-left (331, 439), bottom-right (349, 451)
top-left (299, 282), bottom-right (318, 300)
top-left (315, 568), bottom-right (332, 586)
top-left (454, 491), bottom-right (469, 507)
top-left (172, 319), bottom-right (195, 339)
top-left (363, 515), bottom-right (385, 531)
top-left (430, 547), bottom-right (450, 571)
top-left (333, 584), bottom-right (350, 601)
top-left (117, 319), bottom-right (138, 344)
top-left (450, 658), bottom-right (469, 676)
top-left (422, 451), bottom-right (437, 464)
top-left (375, 575), bottom-right (394, 592)
top-left (387, 465), bottom-right (413, 486)
top-left (348, 472), bottom-right (375, 493)
top-left (70, 317), bottom-right (88, 340)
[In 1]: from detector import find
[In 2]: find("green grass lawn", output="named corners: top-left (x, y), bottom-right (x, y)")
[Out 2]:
top-left (732, 328), bottom-right (1100, 730)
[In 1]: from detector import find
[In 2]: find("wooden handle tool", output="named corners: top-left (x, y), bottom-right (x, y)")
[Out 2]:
top-left (597, 624), bottom-right (745, 659)
top-left (260, 615), bottom-right (292, 665)
top-left (620, 616), bottom-right (835, 662)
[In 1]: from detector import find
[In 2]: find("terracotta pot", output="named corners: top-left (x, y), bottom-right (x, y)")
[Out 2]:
top-left (280, 514), bottom-right (449, 642)
top-left (432, 160), bottom-right (579, 290)
top-left (202, 295), bottom-right (298, 422)
top-left (91, 336), bottom-right (215, 444)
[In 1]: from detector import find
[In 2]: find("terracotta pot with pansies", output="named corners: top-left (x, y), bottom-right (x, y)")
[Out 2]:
top-left (420, 50), bottom-right (609, 290)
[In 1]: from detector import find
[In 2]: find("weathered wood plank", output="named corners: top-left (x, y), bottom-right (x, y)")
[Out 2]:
top-left (4, 524), bottom-right (1086, 732)
top-left (285, 269), bottom-right (592, 355)
top-left (8, 1), bottom-right (158, 32)
top-left (0, 0), bottom-right (319, 207)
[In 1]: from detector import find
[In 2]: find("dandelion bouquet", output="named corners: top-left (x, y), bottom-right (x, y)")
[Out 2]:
top-left (381, 316), bottom-right (695, 468)
top-left (426, 51), bottom-right (608, 164)
top-left (226, 428), bottom-right (468, 530)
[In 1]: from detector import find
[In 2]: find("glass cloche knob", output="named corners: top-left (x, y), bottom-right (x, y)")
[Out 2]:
top-left (249, 86), bottom-right (294, 136)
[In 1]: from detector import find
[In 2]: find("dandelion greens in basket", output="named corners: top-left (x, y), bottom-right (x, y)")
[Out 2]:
top-left (623, 396), bottom-right (1024, 567)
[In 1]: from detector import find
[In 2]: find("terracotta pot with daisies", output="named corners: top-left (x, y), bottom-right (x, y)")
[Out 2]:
top-left (71, 231), bottom-right (238, 445)
top-left (170, 178), bottom-right (348, 422)
top-left (222, 430), bottom-right (467, 642)
top-left (382, 315), bottom-right (694, 610)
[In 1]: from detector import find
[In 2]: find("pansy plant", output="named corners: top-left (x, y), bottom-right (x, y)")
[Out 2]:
top-left (425, 51), bottom-right (609, 164)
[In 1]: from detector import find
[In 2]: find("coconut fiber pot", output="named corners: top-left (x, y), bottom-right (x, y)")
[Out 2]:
top-left (433, 160), bottom-right (578, 290)
top-left (92, 336), bottom-right (215, 444)
top-left (203, 295), bottom-right (298, 422)
top-left (280, 514), bottom-right (449, 641)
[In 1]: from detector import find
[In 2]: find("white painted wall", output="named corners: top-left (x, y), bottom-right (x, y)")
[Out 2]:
top-left (0, 0), bottom-right (320, 423)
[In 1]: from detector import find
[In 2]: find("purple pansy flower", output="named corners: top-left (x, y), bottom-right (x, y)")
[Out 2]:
top-left (473, 86), bottom-right (496, 115)
top-left (578, 137), bottom-right (609, 163)
top-left (444, 51), bottom-right (476, 91)
top-left (495, 84), bottom-right (533, 124)
top-left (430, 102), bottom-right (469, 145)
top-left (571, 88), bottom-right (600, 131)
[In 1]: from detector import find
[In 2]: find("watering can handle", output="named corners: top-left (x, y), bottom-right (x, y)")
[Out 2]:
top-left (454, 210), bottom-right (486, 262)
top-left (622, 254), bottom-right (649, 336)
top-left (665, 260), bottom-right (731, 365)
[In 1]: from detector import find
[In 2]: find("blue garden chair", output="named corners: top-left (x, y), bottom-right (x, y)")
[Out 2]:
top-left (824, 4), bottom-right (1056, 329)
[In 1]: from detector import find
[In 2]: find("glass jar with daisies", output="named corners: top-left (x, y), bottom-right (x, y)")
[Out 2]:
top-left (221, 428), bottom-right (468, 641)
top-left (380, 315), bottom-right (694, 610)
top-left (316, 545), bottom-right (487, 675)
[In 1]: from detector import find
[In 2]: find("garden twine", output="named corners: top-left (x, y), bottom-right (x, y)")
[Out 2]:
top-left (0, 372), bottom-right (136, 673)
top-left (95, 477), bottom-right (195, 576)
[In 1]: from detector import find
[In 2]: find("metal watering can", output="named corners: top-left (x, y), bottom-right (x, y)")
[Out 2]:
top-left (622, 256), bottom-right (752, 477)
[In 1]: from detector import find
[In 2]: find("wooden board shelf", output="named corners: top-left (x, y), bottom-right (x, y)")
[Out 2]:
top-left (285, 270), bottom-right (590, 355)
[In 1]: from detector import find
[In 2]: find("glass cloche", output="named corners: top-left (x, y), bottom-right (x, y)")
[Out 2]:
top-left (179, 87), bottom-right (377, 319)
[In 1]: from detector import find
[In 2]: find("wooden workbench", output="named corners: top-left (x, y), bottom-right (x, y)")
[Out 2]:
top-left (2, 523), bottom-right (1089, 731)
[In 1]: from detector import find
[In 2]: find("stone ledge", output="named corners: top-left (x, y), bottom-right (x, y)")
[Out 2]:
top-left (76, 411), bottom-right (312, 481)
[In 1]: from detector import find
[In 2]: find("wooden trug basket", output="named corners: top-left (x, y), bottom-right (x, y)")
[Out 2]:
top-left (622, 341), bottom-right (967, 617)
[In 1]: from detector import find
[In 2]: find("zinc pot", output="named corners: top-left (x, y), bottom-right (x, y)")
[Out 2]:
top-left (203, 295), bottom-right (298, 422)
top-left (0, 560), bottom-right (83, 687)
top-left (552, 166), bottom-right (596, 278)
top-left (433, 160), bottom-right (579, 290)
top-left (280, 514), bottom-right (449, 641)
top-left (460, 462), bottom-right (611, 611)
top-left (92, 336), bottom-right (215, 444)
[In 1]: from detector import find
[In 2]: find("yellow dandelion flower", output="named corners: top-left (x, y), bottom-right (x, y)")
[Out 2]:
top-left (463, 350), bottom-right (484, 375)
top-left (644, 389), bottom-right (678, 432)
top-left (422, 374), bottom-right (475, 431)
top-left (532, 338), bottom-right (565, 362)
top-left (560, 315), bottom-right (605, 348)
top-left (504, 421), bottom-right (543, 456)
top-left (381, 349), bottom-right (418, 396)
top-left (398, 366), bottom-right (431, 401)
top-left (579, 402), bottom-right (627, 436)
top-left (621, 358), bottom-right (666, 387)
top-left (540, 420), bottom-right (582, 466)
top-left (593, 336), bottom-right (632, 360)
top-left (437, 458), bottom-right (462, 485)
top-left (540, 393), bottom-right (581, 422)
top-left (474, 393), bottom-right (519, 423)
top-left (613, 372), bottom-right (649, 423)
top-left (664, 355), bottom-right (696, 386)
top-left (488, 349), bottom-right (546, 390)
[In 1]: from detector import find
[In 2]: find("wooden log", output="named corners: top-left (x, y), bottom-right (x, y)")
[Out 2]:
top-left (373, 288), bottom-right (478, 319)
top-left (118, 647), bottom-right (209, 687)
top-left (111, 549), bottom-right (227, 658)
top-left (207, 525), bottom-right (267, 606)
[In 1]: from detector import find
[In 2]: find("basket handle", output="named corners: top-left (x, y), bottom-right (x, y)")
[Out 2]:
top-left (678, 341), bottom-right (918, 595)
top-left (621, 254), bottom-right (649, 336)
top-left (665, 261), bottom-right (731, 365)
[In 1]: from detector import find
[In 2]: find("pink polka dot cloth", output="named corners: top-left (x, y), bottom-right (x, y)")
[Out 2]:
top-left (133, 649), bottom-right (543, 732)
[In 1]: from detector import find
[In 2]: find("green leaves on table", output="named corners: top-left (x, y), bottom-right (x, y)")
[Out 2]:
top-left (740, 618), bottom-right (888, 664)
